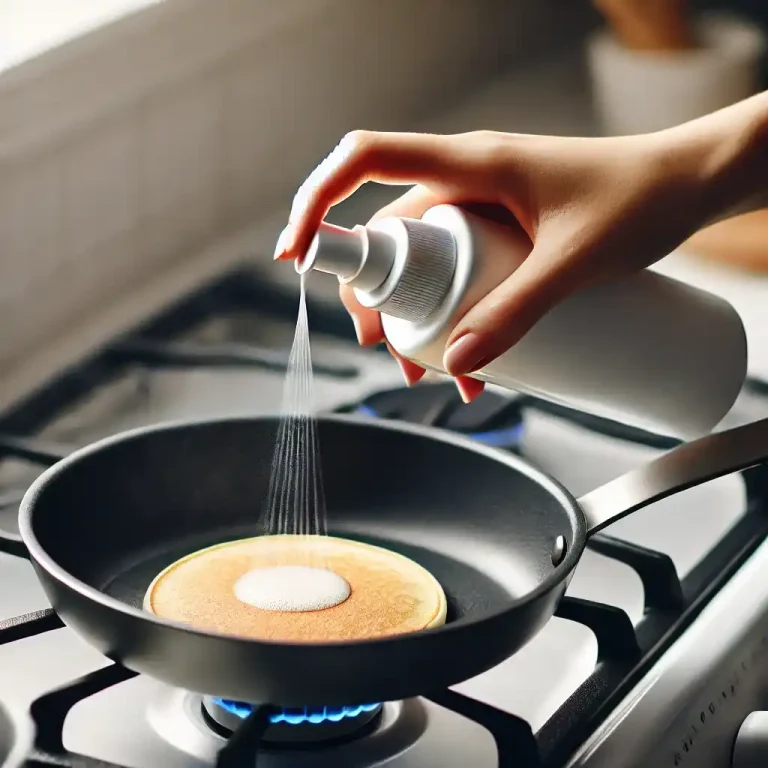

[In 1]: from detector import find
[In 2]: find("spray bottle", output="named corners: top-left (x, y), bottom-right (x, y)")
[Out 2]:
top-left (296, 204), bottom-right (747, 438)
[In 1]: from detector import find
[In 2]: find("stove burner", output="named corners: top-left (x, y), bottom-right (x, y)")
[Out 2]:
top-left (202, 697), bottom-right (383, 744)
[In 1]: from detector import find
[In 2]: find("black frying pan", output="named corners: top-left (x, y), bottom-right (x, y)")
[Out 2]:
top-left (18, 414), bottom-right (768, 707)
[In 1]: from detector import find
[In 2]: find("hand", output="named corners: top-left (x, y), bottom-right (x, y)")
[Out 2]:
top-left (273, 129), bottom-right (712, 401)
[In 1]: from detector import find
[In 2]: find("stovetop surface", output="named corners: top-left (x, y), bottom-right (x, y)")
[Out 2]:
top-left (2, 269), bottom-right (768, 767)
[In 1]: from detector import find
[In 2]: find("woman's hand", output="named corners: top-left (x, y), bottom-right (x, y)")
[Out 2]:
top-left (274, 128), bottom-right (712, 401)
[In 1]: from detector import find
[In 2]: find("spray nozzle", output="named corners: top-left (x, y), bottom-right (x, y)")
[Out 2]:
top-left (295, 222), bottom-right (397, 292)
top-left (294, 214), bottom-right (458, 323)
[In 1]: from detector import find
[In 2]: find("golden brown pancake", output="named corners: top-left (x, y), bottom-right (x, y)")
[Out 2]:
top-left (144, 535), bottom-right (447, 642)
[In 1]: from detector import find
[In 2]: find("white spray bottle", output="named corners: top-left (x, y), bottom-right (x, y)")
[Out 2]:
top-left (296, 204), bottom-right (747, 439)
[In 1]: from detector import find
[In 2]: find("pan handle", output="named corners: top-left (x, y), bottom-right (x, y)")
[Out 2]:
top-left (579, 417), bottom-right (768, 536)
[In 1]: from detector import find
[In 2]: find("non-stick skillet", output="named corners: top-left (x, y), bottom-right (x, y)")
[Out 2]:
top-left (18, 414), bottom-right (768, 707)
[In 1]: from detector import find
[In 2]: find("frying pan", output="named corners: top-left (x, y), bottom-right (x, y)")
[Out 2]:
top-left (18, 414), bottom-right (768, 707)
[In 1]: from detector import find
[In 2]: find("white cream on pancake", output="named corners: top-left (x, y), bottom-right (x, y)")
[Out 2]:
top-left (144, 534), bottom-right (447, 642)
top-left (233, 565), bottom-right (351, 612)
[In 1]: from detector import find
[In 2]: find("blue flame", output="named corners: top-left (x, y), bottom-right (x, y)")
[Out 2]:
top-left (356, 404), bottom-right (524, 448)
top-left (213, 699), bottom-right (381, 726)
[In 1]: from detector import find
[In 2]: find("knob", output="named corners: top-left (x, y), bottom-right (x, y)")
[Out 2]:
top-left (733, 712), bottom-right (768, 767)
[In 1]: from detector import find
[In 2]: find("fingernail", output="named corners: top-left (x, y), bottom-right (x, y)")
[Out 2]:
top-left (443, 333), bottom-right (486, 376)
top-left (396, 358), bottom-right (422, 387)
top-left (456, 379), bottom-right (473, 404)
top-left (455, 377), bottom-right (485, 404)
top-left (350, 314), bottom-right (364, 344)
top-left (272, 225), bottom-right (295, 260)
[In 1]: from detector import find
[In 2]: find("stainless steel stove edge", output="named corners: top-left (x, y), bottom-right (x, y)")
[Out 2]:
top-left (567, 535), bottom-right (768, 768)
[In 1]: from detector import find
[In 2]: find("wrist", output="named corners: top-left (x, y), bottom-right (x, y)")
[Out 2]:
top-left (666, 93), bottom-right (768, 228)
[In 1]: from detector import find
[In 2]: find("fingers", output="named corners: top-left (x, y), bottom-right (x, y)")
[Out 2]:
top-left (337, 186), bottom-right (439, 389)
top-left (443, 240), bottom-right (581, 376)
top-left (385, 342), bottom-right (426, 387)
top-left (339, 283), bottom-right (428, 387)
top-left (275, 131), bottom-right (489, 261)
top-left (276, 130), bottom-right (505, 401)
top-left (340, 250), bottom-right (483, 397)
top-left (334, 184), bottom-right (442, 345)
top-left (336, 176), bottom-right (491, 397)
top-left (367, 184), bottom-right (446, 223)
top-left (338, 284), bottom-right (383, 346)
top-left (455, 377), bottom-right (485, 403)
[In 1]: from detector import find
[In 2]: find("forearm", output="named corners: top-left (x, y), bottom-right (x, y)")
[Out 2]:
top-left (663, 91), bottom-right (768, 228)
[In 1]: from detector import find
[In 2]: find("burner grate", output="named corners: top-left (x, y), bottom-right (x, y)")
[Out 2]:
top-left (109, 338), bottom-right (360, 380)
top-left (0, 610), bottom-right (63, 646)
top-left (28, 664), bottom-right (137, 768)
top-left (586, 534), bottom-right (684, 613)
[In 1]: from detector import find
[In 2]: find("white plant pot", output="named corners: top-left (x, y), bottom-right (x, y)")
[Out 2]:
top-left (587, 13), bottom-right (766, 136)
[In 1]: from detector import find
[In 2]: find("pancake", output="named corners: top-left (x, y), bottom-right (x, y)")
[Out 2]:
top-left (144, 535), bottom-right (447, 642)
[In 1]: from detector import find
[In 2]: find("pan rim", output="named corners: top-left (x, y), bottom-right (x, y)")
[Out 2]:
top-left (18, 412), bottom-right (586, 651)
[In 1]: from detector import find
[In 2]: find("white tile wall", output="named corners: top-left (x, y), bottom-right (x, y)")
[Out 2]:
top-left (219, 45), bottom-right (292, 227)
top-left (0, 150), bottom-right (62, 302)
top-left (137, 75), bottom-right (223, 261)
top-left (62, 116), bottom-right (139, 261)
top-left (0, 0), bottom-right (335, 152)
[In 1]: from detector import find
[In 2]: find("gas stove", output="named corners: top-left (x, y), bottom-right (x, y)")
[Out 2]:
top-left (2, 268), bottom-right (768, 767)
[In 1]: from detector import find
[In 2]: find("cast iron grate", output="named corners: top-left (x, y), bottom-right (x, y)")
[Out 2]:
top-left (0, 269), bottom-right (767, 766)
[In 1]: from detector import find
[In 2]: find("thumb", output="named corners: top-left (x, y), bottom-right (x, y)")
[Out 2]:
top-left (442, 241), bottom-right (580, 377)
